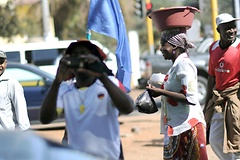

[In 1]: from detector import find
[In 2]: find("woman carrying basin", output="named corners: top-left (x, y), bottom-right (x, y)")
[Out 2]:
top-left (147, 6), bottom-right (208, 159)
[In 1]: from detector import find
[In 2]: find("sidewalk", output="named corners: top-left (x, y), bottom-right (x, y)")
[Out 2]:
top-left (120, 89), bottom-right (219, 160)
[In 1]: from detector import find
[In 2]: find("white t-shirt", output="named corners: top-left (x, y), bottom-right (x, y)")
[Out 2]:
top-left (57, 76), bottom-right (122, 159)
top-left (162, 53), bottom-right (205, 136)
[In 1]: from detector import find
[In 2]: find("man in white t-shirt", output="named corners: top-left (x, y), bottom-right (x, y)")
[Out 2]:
top-left (40, 40), bottom-right (134, 159)
top-left (0, 50), bottom-right (30, 130)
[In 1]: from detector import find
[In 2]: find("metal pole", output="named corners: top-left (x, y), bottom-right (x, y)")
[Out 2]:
top-left (211, 0), bottom-right (219, 41)
top-left (233, 0), bottom-right (240, 32)
top-left (145, 0), bottom-right (154, 55)
top-left (41, 0), bottom-right (51, 41)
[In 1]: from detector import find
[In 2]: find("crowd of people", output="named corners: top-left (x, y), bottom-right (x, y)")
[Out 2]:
top-left (0, 9), bottom-right (239, 160)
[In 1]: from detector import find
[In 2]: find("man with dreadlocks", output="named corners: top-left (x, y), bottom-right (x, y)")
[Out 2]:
top-left (146, 27), bottom-right (208, 159)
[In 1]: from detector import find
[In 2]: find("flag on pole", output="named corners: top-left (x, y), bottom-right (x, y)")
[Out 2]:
top-left (87, 0), bottom-right (132, 92)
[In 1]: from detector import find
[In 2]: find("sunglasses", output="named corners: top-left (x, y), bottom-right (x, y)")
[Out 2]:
top-left (0, 58), bottom-right (6, 64)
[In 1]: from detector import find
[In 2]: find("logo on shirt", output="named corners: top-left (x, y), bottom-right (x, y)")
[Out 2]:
top-left (98, 93), bottom-right (104, 99)
top-left (215, 62), bottom-right (230, 73)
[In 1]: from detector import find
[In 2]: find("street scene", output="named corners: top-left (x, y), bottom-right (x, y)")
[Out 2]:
top-left (0, 0), bottom-right (239, 159)
top-left (34, 89), bottom-right (219, 160)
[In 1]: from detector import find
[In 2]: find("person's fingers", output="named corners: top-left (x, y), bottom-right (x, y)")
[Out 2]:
top-left (76, 68), bottom-right (102, 77)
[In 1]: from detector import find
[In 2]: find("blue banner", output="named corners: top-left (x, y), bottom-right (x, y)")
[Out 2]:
top-left (87, 0), bottom-right (132, 92)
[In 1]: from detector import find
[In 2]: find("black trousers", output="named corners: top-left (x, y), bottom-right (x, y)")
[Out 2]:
top-left (119, 141), bottom-right (124, 160)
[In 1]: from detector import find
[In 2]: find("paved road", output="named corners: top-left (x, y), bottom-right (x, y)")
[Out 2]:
top-left (33, 88), bottom-right (219, 160)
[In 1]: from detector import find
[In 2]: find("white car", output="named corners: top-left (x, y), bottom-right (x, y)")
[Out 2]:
top-left (1, 40), bottom-right (118, 75)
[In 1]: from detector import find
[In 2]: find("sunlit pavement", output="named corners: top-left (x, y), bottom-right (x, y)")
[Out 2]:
top-left (125, 88), bottom-right (219, 160)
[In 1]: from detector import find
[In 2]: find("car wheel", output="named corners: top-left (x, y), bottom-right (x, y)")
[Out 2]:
top-left (197, 75), bottom-right (207, 106)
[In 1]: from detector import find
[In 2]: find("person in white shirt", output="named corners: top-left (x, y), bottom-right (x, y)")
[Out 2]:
top-left (40, 40), bottom-right (134, 160)
top-left (0, 50), bottom-right (30, 130)
top-left (147, 28), bottom-right (208, 159)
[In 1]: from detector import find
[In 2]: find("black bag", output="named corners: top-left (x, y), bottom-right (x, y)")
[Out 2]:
top-left (135, 90), bottom-right (158, 114)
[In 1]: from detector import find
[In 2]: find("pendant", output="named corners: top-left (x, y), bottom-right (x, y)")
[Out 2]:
top-left (79, 104), bottom-right (85, 114)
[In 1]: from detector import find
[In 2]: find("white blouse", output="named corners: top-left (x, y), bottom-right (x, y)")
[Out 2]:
top-left (161, 53), bottom-right (205, 136)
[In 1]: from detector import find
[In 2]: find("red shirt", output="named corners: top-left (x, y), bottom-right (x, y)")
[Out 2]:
top-left (208, 38), bottom-right (240, 91)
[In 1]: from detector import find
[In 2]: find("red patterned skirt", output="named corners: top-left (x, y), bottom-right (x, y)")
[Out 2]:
top-left (163, 123), bottom-right (208, 160)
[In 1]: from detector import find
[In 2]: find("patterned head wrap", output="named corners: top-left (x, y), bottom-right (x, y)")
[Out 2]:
top-left (161, 28), bottom-right (195, 53)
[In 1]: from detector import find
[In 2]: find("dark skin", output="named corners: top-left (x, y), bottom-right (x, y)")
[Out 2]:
top-left (217, 21), bottom-right (238, 49)
top-left (146, 41), bottom-right (194, 105)
top-left (204, 21), bottom-right (238, 109)
top-left (40, 46), bottom-right (134, 124)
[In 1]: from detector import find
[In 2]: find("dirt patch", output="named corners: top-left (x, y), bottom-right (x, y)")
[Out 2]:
top-left (119, 110), bottom-right (219, 160)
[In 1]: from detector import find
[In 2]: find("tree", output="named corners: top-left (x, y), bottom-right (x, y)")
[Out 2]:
top-left (0, 0), bottom-right (24, 41)
top-left (0, 0), bottom-right (235, 53)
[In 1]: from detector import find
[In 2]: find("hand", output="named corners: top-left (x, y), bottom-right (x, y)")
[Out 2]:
top-left (146, 84), bottom-right (163, 98)
top-left (76, 54), bottom-right (110, 77)
top-left (76, 67), bottom-right (103, 78)
top-left (56, 56), bottom-right (74, 83)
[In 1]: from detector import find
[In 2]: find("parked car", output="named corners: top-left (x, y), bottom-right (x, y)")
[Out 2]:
top-left (6, 62), bottom-right (62, 124)
top-left (138, 37), bottom-right (213, 105)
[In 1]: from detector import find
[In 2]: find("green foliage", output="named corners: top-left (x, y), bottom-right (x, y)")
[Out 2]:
top-left (21, 3), bottom-right (42, 37)
top-left (151, 0), bottom-right (183, 10)
top-left (51, 0), bottom-right (89, 40)
top-left (0, 0), bottom-right (237, 53)
top-left (183, 0), bottom-right (234, 37)
top-left (183, 0), bottom-right (234, 22)
top-left (0, 1), bottom-right (24, 40)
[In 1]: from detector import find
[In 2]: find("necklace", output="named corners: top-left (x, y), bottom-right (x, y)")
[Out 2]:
top-left (78, 87), bottom-right (90, 114)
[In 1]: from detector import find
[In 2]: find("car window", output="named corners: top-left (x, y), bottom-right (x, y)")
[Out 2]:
top-left (5, 51), bottom-right (21, 62)
top-left (25, 48), bottom-right (66, 66)
top-left (6, 68), bottom-right (45, 87)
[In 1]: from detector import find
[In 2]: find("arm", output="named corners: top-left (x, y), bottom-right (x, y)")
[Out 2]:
top-left (204, 75), bottom-right (215, 108)
top-left (146, 61), bottom-right (197, 105)
top-left (40, 58), bottom-right (73, 124)
top-left (99, 73), bottom-right (134, 114)
top-left (204, 46), bottom-right (216, 108)
top-left (40, 79), bottom-right (61, 124)
top-left (146, 85), bottom-right (192, 105)
top-left (12, 80), bottom-right (30, 130)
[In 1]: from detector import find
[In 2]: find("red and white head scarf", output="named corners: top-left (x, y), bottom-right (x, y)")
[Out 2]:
top-left (161, 28), bottom-right (195, 53)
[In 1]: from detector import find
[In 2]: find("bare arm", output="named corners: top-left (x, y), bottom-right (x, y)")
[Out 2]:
top-left (40, 79), bottom-right (61, 124)
top-left (146, 85), bottom-right (194, 105)
top-left (40, 59), bottom-right (72, 124)
top-left (99, 73), bottom-right (134, 114)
